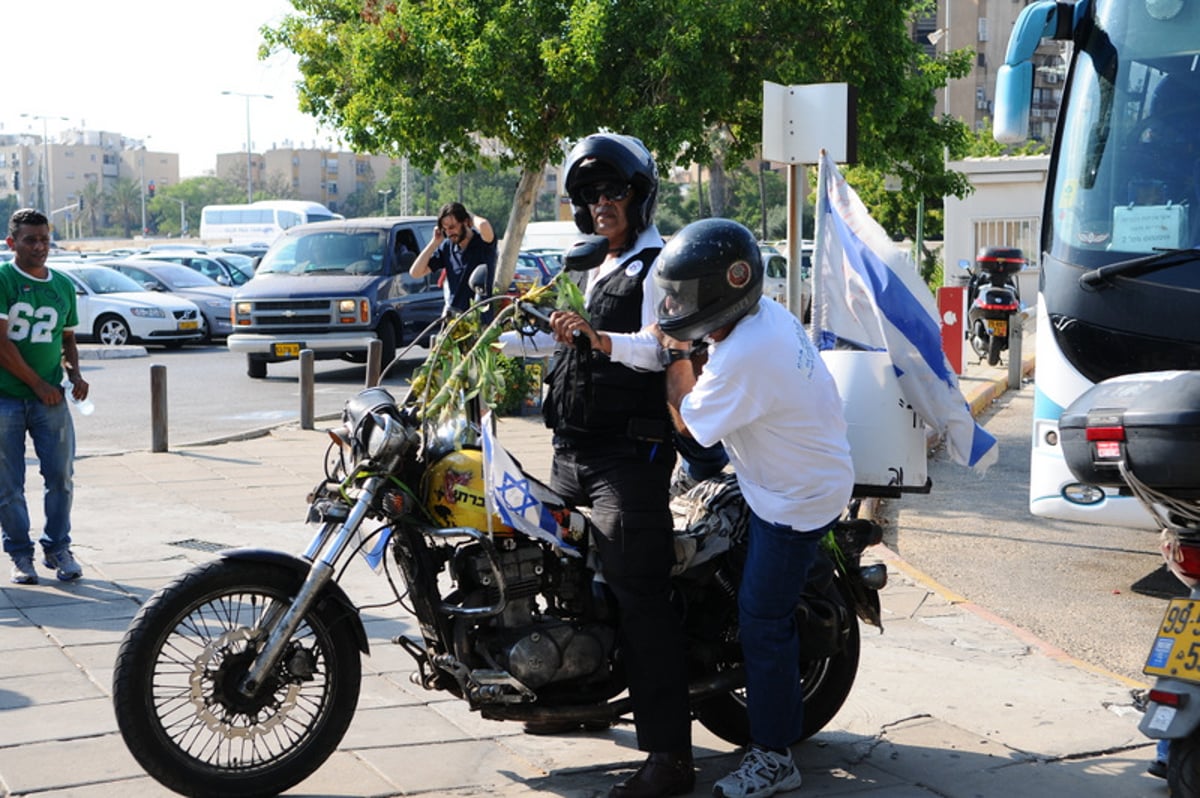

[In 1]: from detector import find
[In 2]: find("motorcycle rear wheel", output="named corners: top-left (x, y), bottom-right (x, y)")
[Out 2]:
top-left (112, 559), bottom-right (362, 798)
top-left (1170, 733), bottom-right (1200, 797)
top-left (987, 334), bottom-right (1003, 366)
top-left (694, 610), bottom-right (861, 746)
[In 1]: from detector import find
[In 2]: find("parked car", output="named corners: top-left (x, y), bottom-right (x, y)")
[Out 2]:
top-left (101, 259), bottom-right (235, 341)
top-left (129, 249), bottom-right (255, 287)
top-left (227, 218), bottom-right (444, 378)
top-left (761, 242), bottom-right (813, 323)
top-left (219, 243), bottom-right (270, 265)
top-left (51, 264), bottom-right (204, 347)
top-left (508, 250), bottom-right (558, 295)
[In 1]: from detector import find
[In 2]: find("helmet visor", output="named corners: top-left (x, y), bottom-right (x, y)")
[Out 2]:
top-left (655, 276), bottom-right (702, 333)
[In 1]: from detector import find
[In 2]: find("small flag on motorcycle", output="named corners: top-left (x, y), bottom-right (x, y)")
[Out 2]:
top-left (481, 413), bottom-right (581, 556)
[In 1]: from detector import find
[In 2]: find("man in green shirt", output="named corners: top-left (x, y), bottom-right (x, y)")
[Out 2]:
top-left (0, 208), bottom-right (89, 583)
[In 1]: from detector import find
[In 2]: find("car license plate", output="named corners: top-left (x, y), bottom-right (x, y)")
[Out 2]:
top-left (1145, 598), bottom-right (1200, 681)
top-left (984, 319), bottom-right (1007, 336)
top-left (272, 342), bottom-right (303, 359)
top-left (178, 320), bottom-right (199, 330)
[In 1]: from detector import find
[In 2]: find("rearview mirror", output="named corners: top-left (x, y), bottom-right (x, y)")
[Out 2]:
top-left (563, 235), bottom-right (609, 271)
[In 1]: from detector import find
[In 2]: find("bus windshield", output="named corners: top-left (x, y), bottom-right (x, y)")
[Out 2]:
top-left (1049, 7), bottom-right (1200, 273)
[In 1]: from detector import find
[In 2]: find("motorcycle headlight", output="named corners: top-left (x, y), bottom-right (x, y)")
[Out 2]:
top-left (365, 413), bottom-right (415, 460)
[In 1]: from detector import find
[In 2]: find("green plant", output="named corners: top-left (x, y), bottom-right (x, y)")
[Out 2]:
top-left (491, 353), bottom-right (542, 416)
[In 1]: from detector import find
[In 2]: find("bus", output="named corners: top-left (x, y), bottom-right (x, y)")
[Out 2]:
top-left (995, 0), bottom-right (1200, 527)
top-left (199, 200), bottom-right (340, 246)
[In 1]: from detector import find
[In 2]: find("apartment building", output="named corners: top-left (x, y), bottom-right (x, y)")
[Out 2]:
top-left (922, 0), bottom-right (1068, 143)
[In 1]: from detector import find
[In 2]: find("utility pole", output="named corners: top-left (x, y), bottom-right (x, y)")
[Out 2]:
top-left (20, 113), bottom-right (67, 218)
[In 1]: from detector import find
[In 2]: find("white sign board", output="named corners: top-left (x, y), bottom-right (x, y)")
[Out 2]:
top-left (1112, 204), bottom-right (1188, 252)
top-left (762, 82), bottom-right (853, 164)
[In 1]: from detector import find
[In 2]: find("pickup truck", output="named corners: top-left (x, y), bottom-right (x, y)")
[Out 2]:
top-left (227, 216), bottom-right (443, 378)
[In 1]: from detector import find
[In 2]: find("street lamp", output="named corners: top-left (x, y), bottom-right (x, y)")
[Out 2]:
top-left (378, 188), bottom-right (394, 216)
top-left (138, 137), bottom-right (151, 237)
top-left (222, 91), bottom-right (273, 203)
top-left (20, 113), bottom-right (67, 216)
top-left (171, 198), bottom-right (187, 236)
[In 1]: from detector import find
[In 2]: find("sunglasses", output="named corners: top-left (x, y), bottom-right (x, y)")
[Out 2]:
top-left (579, 182), bottom-right (633, 205)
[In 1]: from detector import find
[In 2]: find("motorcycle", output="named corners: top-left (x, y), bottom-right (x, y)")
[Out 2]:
top-left (110, 269), bottom-right (889, 798)
top-left (963, 246), bottom-right (1024, 367)
top-left (1060, 371), bottom-right (1200, 797)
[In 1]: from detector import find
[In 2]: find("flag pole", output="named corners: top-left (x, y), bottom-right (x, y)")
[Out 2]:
top-left (811, 149), bottom-right (830, 339)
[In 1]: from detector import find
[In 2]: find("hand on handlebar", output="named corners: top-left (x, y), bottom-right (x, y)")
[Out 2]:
top-left (549, 311), bottom-right (599, 352)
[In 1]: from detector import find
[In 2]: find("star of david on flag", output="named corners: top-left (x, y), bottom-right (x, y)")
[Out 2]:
top-left (481, 413), bottom-right (579, 556)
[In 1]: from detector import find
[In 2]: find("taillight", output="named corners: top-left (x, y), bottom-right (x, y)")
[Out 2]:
top-left (1173, 540), bottom-right (1200, 581)
top-left (1086, 424), bottom-right (1125, 460)
top-left (1149, 688), bottom-right (1188, 708)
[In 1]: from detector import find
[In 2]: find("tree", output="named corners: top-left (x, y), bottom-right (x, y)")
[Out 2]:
top-left (264, 0), bottom-right (972, 288)
top-left (79, 179), bottom-right (105, 238)
top-left (108, 177), bottom-right (142, 238)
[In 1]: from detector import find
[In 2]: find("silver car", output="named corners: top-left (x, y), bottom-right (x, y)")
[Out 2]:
top-left (102, 259), bottom-right (235, 341)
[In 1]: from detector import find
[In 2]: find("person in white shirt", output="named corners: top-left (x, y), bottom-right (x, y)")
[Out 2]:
top-left (655, 218), bottom-right (855, 798)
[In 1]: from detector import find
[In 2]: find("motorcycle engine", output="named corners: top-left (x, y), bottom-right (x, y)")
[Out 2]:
top-left (452, 539), bottom-right (615, 689)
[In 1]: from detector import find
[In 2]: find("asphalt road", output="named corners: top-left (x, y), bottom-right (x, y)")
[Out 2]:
top-left (881, 380), bottom-right (1180, 685)
top-left (71, 344), bottom-right (428, 457)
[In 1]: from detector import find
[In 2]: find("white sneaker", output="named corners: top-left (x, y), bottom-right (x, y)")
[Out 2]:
top-left (713, 746), bottom-right (802, 798)
top-left (43, 549), bottom-right (83, 581)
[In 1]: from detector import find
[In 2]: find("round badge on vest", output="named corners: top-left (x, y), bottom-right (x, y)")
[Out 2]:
top-left (624, 260), bottom-right (645, 277)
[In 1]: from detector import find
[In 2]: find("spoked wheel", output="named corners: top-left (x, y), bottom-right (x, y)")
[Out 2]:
top-left (112, 559), bottom-right (362, 798)
top-left (693, 602), bottom-right (861, 746)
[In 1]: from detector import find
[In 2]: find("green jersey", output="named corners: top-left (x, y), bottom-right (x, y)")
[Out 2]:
top-left (0, 262), bottom-right (79, 399)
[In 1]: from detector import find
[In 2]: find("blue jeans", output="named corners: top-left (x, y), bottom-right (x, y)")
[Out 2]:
top-left (739, 510), bottom-right (833, 750)
top-left (0, 396), bottom-right (75, 560)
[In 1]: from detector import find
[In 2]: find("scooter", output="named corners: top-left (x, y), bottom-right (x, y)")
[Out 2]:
top-left (1060, 371), bottom-right (1200, 798)
top-left (963, 246), bottom-right (1024, 366)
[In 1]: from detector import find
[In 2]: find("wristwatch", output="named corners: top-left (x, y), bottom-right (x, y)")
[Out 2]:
top-left (660, 346), bottom-right (691, 367)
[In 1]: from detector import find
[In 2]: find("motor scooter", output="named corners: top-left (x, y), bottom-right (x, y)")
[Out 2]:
top-left (962, 246), bottom-right (1023, 366)
top-left (1060, 371), bottom-right (1200, 797)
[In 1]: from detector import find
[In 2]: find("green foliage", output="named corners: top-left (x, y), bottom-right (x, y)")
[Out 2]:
top-left (964, 119), bottom-right (1050, 157)
top-left (262, 0), bottom-right (976, 275)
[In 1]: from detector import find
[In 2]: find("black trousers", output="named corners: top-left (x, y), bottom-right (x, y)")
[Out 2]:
top-left (550, 437), bottom-right (691, 754)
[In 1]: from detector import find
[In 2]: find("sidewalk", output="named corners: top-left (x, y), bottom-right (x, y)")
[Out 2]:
top-left (0, 337), bottom-right (1168, 797)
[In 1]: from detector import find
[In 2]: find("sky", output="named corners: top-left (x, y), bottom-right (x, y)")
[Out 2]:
top-left (6, 0), bottom-right (338, 178)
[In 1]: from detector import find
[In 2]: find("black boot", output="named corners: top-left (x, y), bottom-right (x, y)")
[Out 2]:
top-left (608, 751), bottom-right (695, 798)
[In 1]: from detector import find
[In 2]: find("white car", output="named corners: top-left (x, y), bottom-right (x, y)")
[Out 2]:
top-left (52, 264), bottom-right (205, 347)
top-left (761, 243), bottom-right (812, 322)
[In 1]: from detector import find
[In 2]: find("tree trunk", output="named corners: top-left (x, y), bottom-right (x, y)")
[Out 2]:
top-left (709, 157), bottom-right (728, 218)
top-left (495, 164), bottom-right (545, 292)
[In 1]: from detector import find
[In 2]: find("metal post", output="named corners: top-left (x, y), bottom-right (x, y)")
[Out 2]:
top-left (300, 349), bottom-right (315, 430)
top-left (1008, 311), bottom-right (1023, 390)
top-left (150, 364), bottom-right (168, 452)
top-left (365, 339), bottom-right (382, 388)
top-left (222, 91), bottom-right (273, 203)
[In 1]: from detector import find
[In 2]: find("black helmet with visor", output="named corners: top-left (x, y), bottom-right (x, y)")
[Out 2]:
top-left (563, 134), bottom-right (659, 235)
top-left (654, 218), bottom-right (763, 342)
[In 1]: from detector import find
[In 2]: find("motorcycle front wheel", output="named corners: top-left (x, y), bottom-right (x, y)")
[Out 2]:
top-left (112, 559), bottom-right (362, 798)
top-left (694, 608), bottom-right (861, 746)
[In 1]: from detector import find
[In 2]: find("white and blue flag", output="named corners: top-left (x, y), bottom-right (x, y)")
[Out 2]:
top-left (481, 414), bottom-right (580, 556)
top-left (814, 152), bottom-right (998, 472)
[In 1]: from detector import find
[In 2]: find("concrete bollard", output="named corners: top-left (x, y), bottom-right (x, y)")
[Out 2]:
top-left (151, 364), bottom-right (168, 452)
top-left (366, 339), bottom-right (382, 388)
top-left (300, 349), bottom-right (315, 430)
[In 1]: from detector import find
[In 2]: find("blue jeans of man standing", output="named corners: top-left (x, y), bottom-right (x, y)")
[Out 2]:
top-left (0, 396), bottom-right (75, 559)
top-left (739, 510), bottom-right (833, 748)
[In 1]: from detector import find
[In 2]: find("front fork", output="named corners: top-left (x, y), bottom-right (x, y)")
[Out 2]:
top-left (238, 474), bottom-right (385, 697)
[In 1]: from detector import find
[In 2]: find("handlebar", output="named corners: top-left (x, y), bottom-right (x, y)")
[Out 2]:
top-left (515, 301), bottom-right (591, 355)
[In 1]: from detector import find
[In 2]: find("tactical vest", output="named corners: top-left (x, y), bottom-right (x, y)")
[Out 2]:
top-left (543, 249), bottom-right (671, 443)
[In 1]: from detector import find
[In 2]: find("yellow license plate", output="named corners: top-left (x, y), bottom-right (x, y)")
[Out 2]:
top-left (1145, 598), bottom-right (1200, 679)
top-left (984, 319), bottom-right (1007, 336)
top-left (178, 320), bottom-right (199, 330)
top-left (272, 342), bottom-right (302, 358)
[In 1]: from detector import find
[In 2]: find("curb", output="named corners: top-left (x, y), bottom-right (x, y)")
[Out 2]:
top-left (78, 344), bottom-right (148, 360)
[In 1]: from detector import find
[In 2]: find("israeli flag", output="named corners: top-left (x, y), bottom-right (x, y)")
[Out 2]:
top-left (481, 413), bottom-right (580, 556)
top-left (813, 152), bottom-right (998, 472)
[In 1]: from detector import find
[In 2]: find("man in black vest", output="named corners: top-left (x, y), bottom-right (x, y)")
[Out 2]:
top-left (531, 133), bottom-right (694, 798)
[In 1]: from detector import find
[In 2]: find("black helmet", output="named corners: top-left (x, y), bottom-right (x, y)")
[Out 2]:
top-left (563, 134), bottom-right (658, 235)
top-left (654, 218), bottom-right (763, 341)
